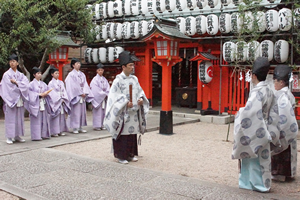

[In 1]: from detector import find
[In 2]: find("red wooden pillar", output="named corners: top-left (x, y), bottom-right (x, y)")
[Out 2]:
top-left (58, 63), bottom-right (64, 80)
top-left (161, 60), bottom-right (172, 111)
top-left (197, 45), bottom-right (203, 111)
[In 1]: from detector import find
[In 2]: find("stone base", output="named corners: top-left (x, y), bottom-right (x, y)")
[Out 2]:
top-left (159, 111), bottom-right (173, 135)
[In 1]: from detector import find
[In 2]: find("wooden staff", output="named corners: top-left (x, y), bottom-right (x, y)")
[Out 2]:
top-left (129, 84), bottom-right (132, 102)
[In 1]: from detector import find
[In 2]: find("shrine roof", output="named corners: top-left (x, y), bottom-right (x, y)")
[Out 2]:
top-left (189, 51), bottom-right (219, 61)
top-left (52, 33), bottom-right (80, 47)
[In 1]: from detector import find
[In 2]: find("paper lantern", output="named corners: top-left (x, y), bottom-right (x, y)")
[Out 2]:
top-left (147, 0), bottom-right (156, 14)
top-left (207, 0), bottom-right (219, 8)
top-left (260, 40), bottom-right (274, 61)
top-left (196, 0), bottom-right (207, 9)
top-left (185, 16), bottom-right (196, 36)
top-left (147, 20), bottom-right (154, 32)
top-left (139, 20), bottom-right (148, 37)
top-left (231, 13), bottom-right (243, 33)
top-left (294, 8), bottom-right (300, 27)
top-left (94, 4), bottom-right (100, 20)
top-left (91, 48), bottom-right (99, 64)
top-left (176, 0), bottom-right (187, 11)
top-left (107, 1), bottom-right (115, 18)
top-left (124, 0), bottom-right (132, 15)
top-left (221, 0), bottom-right (231, 6)
top-left (99, 2), bottom-right (107, 19)
top-left (156, 0), bottom-right (166, 13)
top-left (131, 0), bottom-right (139, 15)
top-left (165, 0), bottom-right (176, 12)
top-left (177, 17), bottom-right (186, 34)
top-left (106, 22), bottom-right (115, 39)
top-left (254, 11), bottom-right (266, 33)
top-left (100, 25), bottom-right (108, 40)
top-left (99, 47), bottom-right (107, 63)
top-left (139, 0), bottom-right (149, 15)
top-left (266, 10), bottom-right (279, 32)
top-left (114, 47), bottom-right (124, 59)
top-left (248, 41), bottom-right (260, 61)
top-left (244, 11), bottom-right (254, 32)
top-left (274, 40), bottom-right (289, 63)
top-left (122, 22), bottom-right (131, 39)
top-left (130, 21), bottom-right (139, 39)
top-left (232, 0), bottom-right (242, 6)
top-left (196, 15), bottom-right (207, 35)
top-left (199, 61), bottom-right (213, 84)
top-left (206, 14), bottom-right (219, 35)
top-left (107, 47), bottom-right (115, 63)
top-left (219, 13), bottom-right (231, 33)
top-left (113, 0), bottom-right (123, 17)
top-left (223, 41), bottom-right (236, 62)
top-left (187, 0), bottom-right (197, 10)
top-left (114, 23), bottom-right (123, 40)
top-left (236, 41), bottom-right (248, 62)
top-left (84, 48), bottom-right (92, 64)
top-left (95, 25), bottom-right (101, 40)
top-left (278, 8), bottom-right (292, 31)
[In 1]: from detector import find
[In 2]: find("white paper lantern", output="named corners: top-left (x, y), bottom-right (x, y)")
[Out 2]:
top-left (221, 0), bottom-right (231, 6)
top-left (107, 47), bottom-right (115, 63)
top-left (260, 40), bottom-right (274, 61)
top-left (231, 13), bottom-right (243, 33)
top-left (177, 17), bottom-right (186, 34)
top-left (139, 20), bottom-right (148, 37)
top-left (236, 41), bottom-right (248, 62)
top-left (199, 61), bottom-right (213, 84)
top-left (122, 22), bottom-right (131, 39)
top-left (207, 0), bottom-right (219, 8)
top-left (156, 0), bottom-right (166, 13)
top-left (166, 0), bottom-right (176, 12)
top-left (114, 47), bottom-right (124, 59)
top-left (176, 0), bottom-right (187, 11)
top-left (266, 10), bottom-right (279, 32)
top-left (84, 48), bottom-right (92, 64)
top-left (223, 41), bottom-right (236, 62)
top-left (196, 0), bottom-right (207, 9)
top-left (100, 25), bottom-right (108, 40)
top-left (130, 21), bottom-right (139, 39)
top-left (139, 0), bottom-right (149, 15)
top-left (248, 41), bottom-right (260, 61)
top-left (254, 11), bottom-right (266, 33)
top-left (219, 13), bottom-right (231, 33)
top-left (147, 0), bottom-right (156, 14)
top-left (107, 1), bottom-right (115, 18)
top-left (114, 23), bottom-right (123, 40)
top-left (206, 14), bottom-right (219, 35)
top-left (95, 25), bottom-right (101, 40)
top-left (99, 2), bottom-right (107, 19)
top-left (94, 4), bottom-right (100, 20)
top-left (278, 8), bottom-right (292, 31)
top-left (106, 23), bottom-right (115, 39)
top-left (244, 11), bottom-right (254, 32)
top-left (147, 20), bottom-right (154, 32)
top-left (124, 0), bottom-right (132, 15)
top-left (91, 48), bottom-right (99, 64)
top-left (131, 0), bottom-right (139, 15)
top-left (113, 0), bottom-right (123, 17)
top-left (187, 0), bottom-right (197, 10)
top-left (99, 48), bottom-right (107, 63)
top-left (185, 16), bottom-right (196, 36)
top-left (294, 8), bottom-right (300, 27)
top-left (274, 40), bottom-right (289, 63)
top-left (86, 4), bottom-right (93, 19)
top-left (232, 0), bottom-right (242, 6)
top-left (196, 15), bottom-right (207, 35)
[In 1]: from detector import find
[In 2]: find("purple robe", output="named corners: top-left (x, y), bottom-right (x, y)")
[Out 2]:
top-left (90, 74), bottom-right (110, 128)
top-left (48, 78), bottom-right (70, 135)
top-left (27, 79), bottom-right (54, 140)
top-left (0, 68), bottom-right (29, 138)
top-left (65, 69), bottom-right (97, 129)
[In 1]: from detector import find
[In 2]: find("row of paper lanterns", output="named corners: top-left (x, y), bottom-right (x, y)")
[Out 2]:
top-left (88, 0), bottom-right (279, 19)
top-left (84, 47), bottom-right (124, 64)
top-left (223, 40), bottom-right (289, 63)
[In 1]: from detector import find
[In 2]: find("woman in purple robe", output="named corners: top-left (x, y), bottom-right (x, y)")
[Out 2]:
top-left (90, 63), bottom-right (110, 130)
top-left (48, 67), bottom-right (70, 137)
top-left (65, 58), bottom-right (96, 134)
top-left (27, 67), bottom-right (56, 141)
top-left (0, 54), bottom-right (29, 144)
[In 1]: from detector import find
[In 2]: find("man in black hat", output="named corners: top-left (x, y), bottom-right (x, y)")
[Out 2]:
top-left (65, 58), bottom-right (96, 134)
top-left (90, 63), bottom-right (110, 131)
top-left (232, 57), bottom-right (275, 192)
top-left (104, 51), bottom-right (149, 164)
top-left (0, 54), bottom-right (29, 144)
top-left (271, 65), bottom-right (298, 182)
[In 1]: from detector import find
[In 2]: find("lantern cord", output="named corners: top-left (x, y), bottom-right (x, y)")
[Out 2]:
top-left (178, 62), bottom-right (182, 87)
top-left (189, 61), bottom-right (193, 87)
top-left (226, 68), bottom-right (237, 142)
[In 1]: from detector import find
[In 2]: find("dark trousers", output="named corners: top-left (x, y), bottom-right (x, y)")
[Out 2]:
top-left (113, 134), bottom-right (138, 160)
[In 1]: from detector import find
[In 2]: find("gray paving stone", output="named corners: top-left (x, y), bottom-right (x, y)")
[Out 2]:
top-left (19, 148), bottom-right (72, 163)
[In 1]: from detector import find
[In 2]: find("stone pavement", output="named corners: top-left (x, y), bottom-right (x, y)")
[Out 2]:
top-left (0, 111), bottom-right (297, 200)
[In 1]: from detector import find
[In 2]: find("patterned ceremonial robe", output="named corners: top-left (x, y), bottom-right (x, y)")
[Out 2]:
top-left (271, 87), bottom-right (298, 178)
top-left (232, 81), bottom-right (274, 192)
top-left (65, 69), bottom-right (97, 129)
top-left (104, 72), bottom-right (149, 160)
top-left (48, 78), bottom-right (71, 135)
top-left (0, 68), bottom-right (29, 138)
top-left (90, 74), bottom-right (110, 129)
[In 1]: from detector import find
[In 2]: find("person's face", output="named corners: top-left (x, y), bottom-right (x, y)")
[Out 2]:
top-left (52, 71), bottom-right (59, 79)
top-left (73, 62), bottom-right (81, 70)
top-left (274, 79), bottom-right (284, 91)
top-left (122, 63), bottom-right (134, 75)
top-left (9, 60), bottom-right (18, 69)
top-left (97, 68), bottom-right (104, 76)
top-left (34, 72), bottom-right (42, 80)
